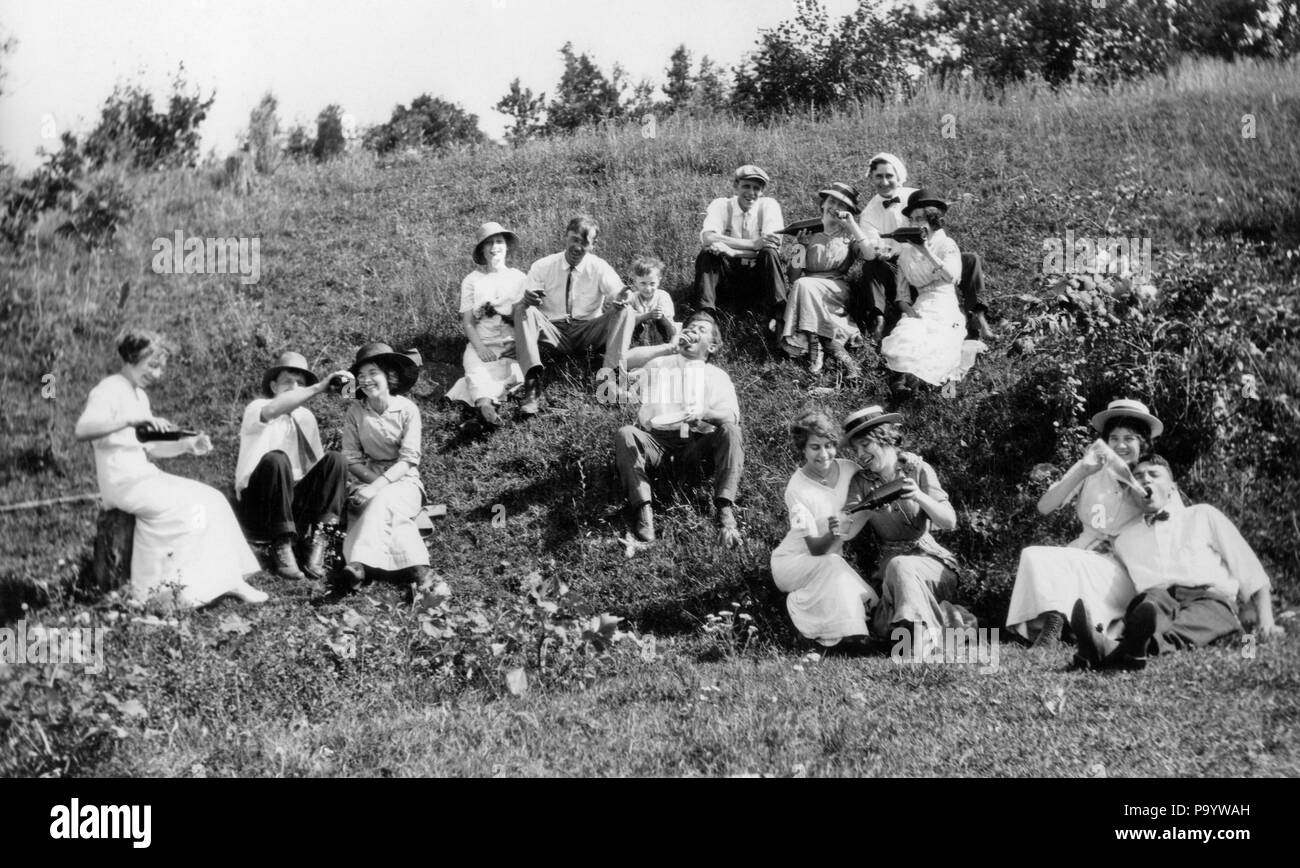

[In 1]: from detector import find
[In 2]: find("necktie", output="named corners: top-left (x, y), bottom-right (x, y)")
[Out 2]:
top-left (565, 267), bottom-right (574, 319)
top-left (882, 197), bottom-right (900, 207)
top-left (1143, 510), bottom-right (1170, 526)
top-left (289, 412), bottom-right (320, 470)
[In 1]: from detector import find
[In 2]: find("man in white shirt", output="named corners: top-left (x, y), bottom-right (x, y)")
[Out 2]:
top-left (855, 152), bottom-right (994, 341)
top-left (613, 312), bottom-right (744, 548)
top-left (513, 215), bottom-right (637, 416)
top-left (235, 352), bottom-right (353, 580)
top-left (1072, 454), bottom-right (1283, 670)
top-left (692, 164), bottom-right (787, 319)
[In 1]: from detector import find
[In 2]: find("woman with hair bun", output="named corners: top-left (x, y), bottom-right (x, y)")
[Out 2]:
top-left (74, 328), bottom-right (266, 608)
top-left (770, 409), bottom-right (877, 646)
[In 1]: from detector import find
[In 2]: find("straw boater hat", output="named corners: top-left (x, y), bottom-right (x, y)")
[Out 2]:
top-left (868, 152), bottom-right (908, 186)
top-left (901, 188), bottom-right (948, 216)
top-left (1090, 398), bottom-right (1164, 439)
top-left (261, 351), bottom-right (319, 398)
top-left (839, 405), bottom-right (904, 449)
top-left (734, 164), bottom-right (771, 186)
top-left (817, 182), bottom-right (863, 215)
top-left (472, 221), bottom-right (518, 266)
top-left (350, 342), bottom-right (423, 396)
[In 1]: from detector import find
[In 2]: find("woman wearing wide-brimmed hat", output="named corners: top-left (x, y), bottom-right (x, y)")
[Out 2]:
top-left (840, 406), bottom-right (976, 646)
top-left (337, 341), bottom-right (429, 589)
top-left (779, 182), bottom-right (870, 381)
top-left (1006, 399), bottom-right (1164, 648)
top-left (74, 328), bottom-right (267, 608)
top-left (879, 188), bottom-right (984, 397)
top-left (770, 409), bottom-right (879, 647)
top-left (446, 221), bottom-right (528, 427)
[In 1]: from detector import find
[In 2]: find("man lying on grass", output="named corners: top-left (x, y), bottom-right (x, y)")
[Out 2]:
top-left (1071, 454), bottom-right (1284, 671)
top-left (612, 311), bottom-right (743, 548)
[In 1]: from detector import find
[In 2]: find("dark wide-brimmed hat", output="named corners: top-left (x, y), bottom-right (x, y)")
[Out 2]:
top-left (817, 182), bottom-right (863, 215)
top-left (839, 405), bottom-right (904, 448)
top-left (901, 188), bottom-right (949, 216)
top-left (261, 351), bottom-right (319, 398)
top-left (350, 342), bottom-right (423, 396)
top-left (1091, 398), bottom-right (1164, 439)
top-left (472, 221), bottom-right (518, 266)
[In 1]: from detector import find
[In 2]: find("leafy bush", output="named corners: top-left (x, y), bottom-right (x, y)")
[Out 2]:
top-left (362, 94), bottom-right (485, 155)
top-left (312, 105), bottom-right (346, 162)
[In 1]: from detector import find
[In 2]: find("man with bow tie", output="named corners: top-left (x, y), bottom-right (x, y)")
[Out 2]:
top-left (855, 152), bottom-right (994, 342)
top-left (1071, 454), bottom-right (1283, 670)
top-left (235, 352), bottom-right (354, 581)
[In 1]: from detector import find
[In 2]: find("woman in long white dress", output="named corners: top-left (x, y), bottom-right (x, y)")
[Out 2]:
top-left (446, 221), bottom-right (527, 427)
top-left (1005, 399), bottom-right (1163, 647)
top-left (74, 329), bottom-right (266, 608)
top-left (780, 183), bottom-right (868, 381)
top-left (337, 342), bottom-right (429, 590)
top-left (880, 189), bottom-right (983, 397)
top-left (770, 410), bottom-right (878, 646)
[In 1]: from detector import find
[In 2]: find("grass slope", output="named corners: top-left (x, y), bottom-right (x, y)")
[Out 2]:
top-left (1, 59), bottom-right (1297, 776)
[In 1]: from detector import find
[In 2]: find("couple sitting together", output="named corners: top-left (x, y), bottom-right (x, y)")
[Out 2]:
top-left (1005, 399), bottom-right (1282, 671)
top-left (76, 330), bottom-right (431, 609)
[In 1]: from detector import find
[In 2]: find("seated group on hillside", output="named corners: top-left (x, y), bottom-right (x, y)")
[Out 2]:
top-left (73, 152), bottom-right (1283, 666)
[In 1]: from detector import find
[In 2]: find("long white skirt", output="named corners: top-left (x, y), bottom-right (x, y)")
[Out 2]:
top-left (108, 472), bottom-right (262, 608)
top-left (771, 550), bottom-right (878, 646)
top-left (881, 291), bottom-right (981, 385)
top-left (1005, 546), bottom-right (1137, 640)
top-left (343, 478), bottom-right (429, 571)
top-left (447, 343), bottom-right (523, 405)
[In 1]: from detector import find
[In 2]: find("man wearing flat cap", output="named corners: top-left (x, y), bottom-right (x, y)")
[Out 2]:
top-left (234, 352), bottom-right (354, 581)
top-left (692, 164), bottom-right (788, 320)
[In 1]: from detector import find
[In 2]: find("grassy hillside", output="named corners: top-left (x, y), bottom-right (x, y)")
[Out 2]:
top-left (1, 58), bottom-right (1298, 776)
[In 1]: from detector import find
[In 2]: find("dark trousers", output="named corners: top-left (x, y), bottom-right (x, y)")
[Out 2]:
top-left (693, 248), bottom-right (787, 316)
top-left (238, 450), bottom-right (348, 540)
top-left (615, 423), bottom-right (744, 507)
top-left (853, 251), bottom-right (989, 334)
top-left (1123, 586), bottom-right (1242, 656)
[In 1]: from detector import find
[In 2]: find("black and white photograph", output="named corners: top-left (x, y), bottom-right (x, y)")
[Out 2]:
top-left (0, 0), bottom-right (1296, 827)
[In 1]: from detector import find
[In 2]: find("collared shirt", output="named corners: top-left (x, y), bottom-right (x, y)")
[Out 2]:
top-left (635, 354), bottom-right (740, 431)
top-left (1113, 501), bottom-right (1271, 606)
top-left (858, 186), bottom-right (917, 258)
top-left (234, 399), bottom-right (324, 496)
top-left (342, 395), bottom-right (422, 483)
top-left (699, 196), bottom-right (785, 247)
top-left (526, 251), bottom-right (624, 322)
top-left (629, 288), bottom-right (676, 321)
top-left (897, 227), bottom-right (962, 293)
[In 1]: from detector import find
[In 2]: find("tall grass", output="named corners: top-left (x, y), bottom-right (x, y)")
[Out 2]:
top-left (1, 57), bottom-right (1297, 627)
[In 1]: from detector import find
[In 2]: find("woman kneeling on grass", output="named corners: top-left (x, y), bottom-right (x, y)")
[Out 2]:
top-left (336, 342), bottom-right (430, 591)
top-left (841, 406), bottom-right (976, 647)
top-left (446, 221), bottom-right (527, 428)
top-left (75, 328), bottom-right (267, 609)
top-left (1005, 399), bottom-right (1161, 648)
top-left (770, 409), bottom-right (878, 647)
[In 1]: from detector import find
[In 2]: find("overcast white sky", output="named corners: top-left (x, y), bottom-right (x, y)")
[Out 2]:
top-left (0, 0), bottom-right (861, 170)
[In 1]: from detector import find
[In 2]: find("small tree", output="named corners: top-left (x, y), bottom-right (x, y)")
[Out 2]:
top-left (494, 78), bottom-right (546, 147)
top-left (364, 93), bottom-right (485, 154)
top-left (312, 104), bottom-right (345, 162)
top-left (662, 44), bottom-right (694, 112)
top-left (78, 67), bottom-right (215, 170)
top-left (246, 92), bottom-right (280, 175)
top-left (545, 42), bottom-right (625, 133)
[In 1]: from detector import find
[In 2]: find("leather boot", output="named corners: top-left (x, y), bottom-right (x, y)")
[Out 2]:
top-left (298, 527), bottom-right (329, 581)
top-left (520, 369), bottom-right (544, 416)
top-left (272, 534), bottom-right (306, 580)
